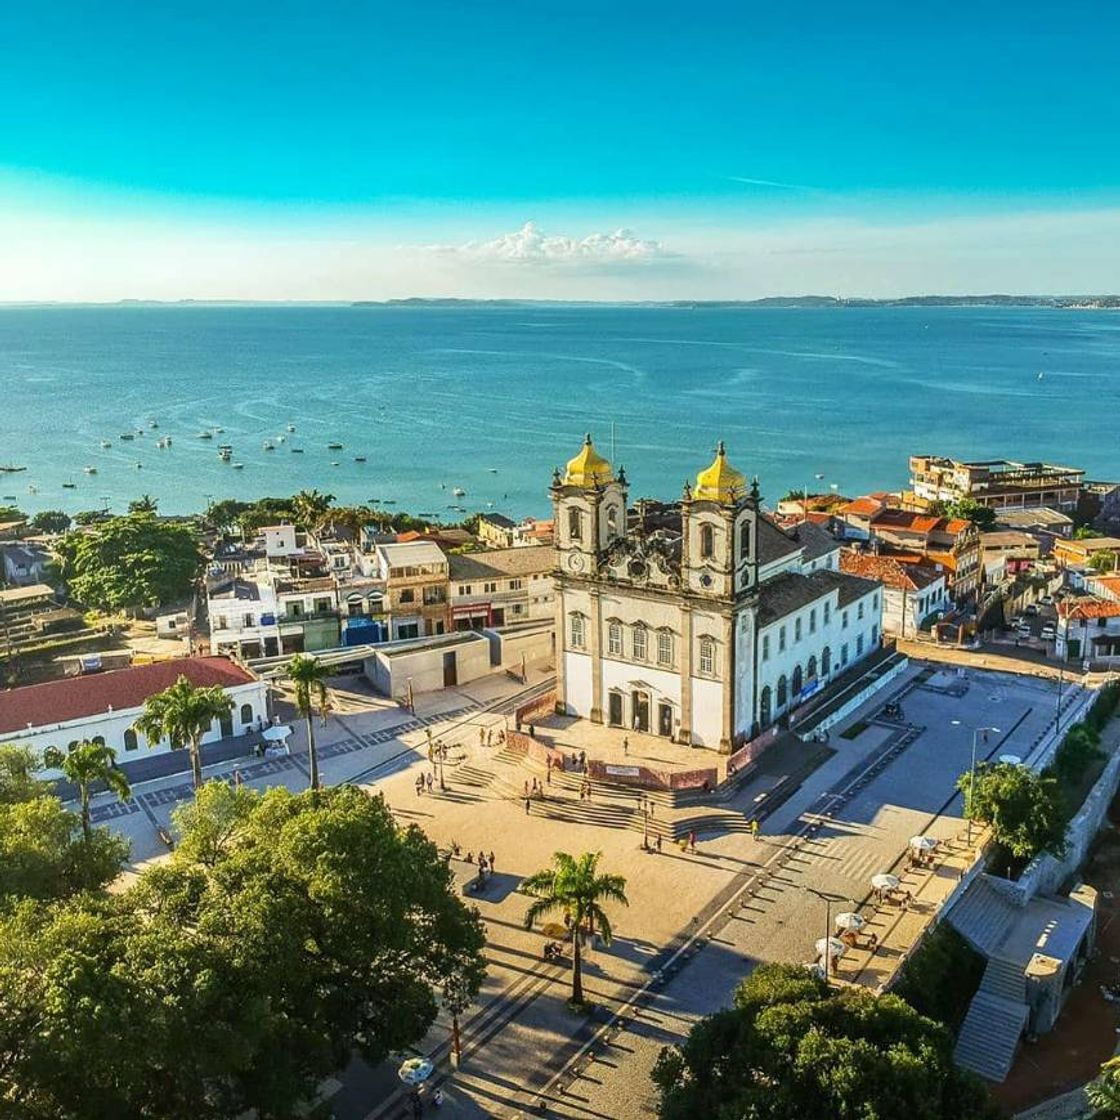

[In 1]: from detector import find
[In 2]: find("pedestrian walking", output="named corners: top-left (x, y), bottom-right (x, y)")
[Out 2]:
top-left (623, 736), bottom-right (629, 757)
top-left (479, 727), bottom-right (486, 747)
top-left (688, 829), bottom-right (696, 852)
top-left (233, 767), bottom-right (243, 790)
top-left (524, 779), bottom-right (530, 798)
top-left (524, 797), bottom-right (531, 815)
top-left (415, 776), bottom-right (423, 798)
top-left (426, 772), bottom-right (434, 793)
top-left (487, 728), bottom-right (493, 747)
top-left (750, 818), bottom-right (760, 840)
top-left (656, 833), bottom-right (662, 853)
top-left (546, 765), bottom-right (551, 785)
top-left (488, 850), bottom-right (495, 871)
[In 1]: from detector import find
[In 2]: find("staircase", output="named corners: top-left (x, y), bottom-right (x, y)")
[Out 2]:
top-left (945, 877), bottom-right (1022, 956)
top-left (953, 954), bottom-right (1029, 1082)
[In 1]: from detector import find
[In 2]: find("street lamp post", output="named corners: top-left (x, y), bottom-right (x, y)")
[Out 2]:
top-left (437, 739), bottom-right (447, 791)
top-left (953, 721), bottom-right (1001, 847)
top-left (805, 887), bottom-right (846, 983)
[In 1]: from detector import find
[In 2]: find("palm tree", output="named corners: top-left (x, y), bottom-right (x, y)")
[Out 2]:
top-left (135, 675), bottom-right (234, 791)
top-left (43, 740), bottom-right (131, 842)
top-left (522, 851), bottom-right (629, 1007)
top-left (1088, 1056), bottom-right (1120, 1116)
top-left (287, 653), bottom-right (331, 791)
top-left (292, 489), bottom-right (335, 531)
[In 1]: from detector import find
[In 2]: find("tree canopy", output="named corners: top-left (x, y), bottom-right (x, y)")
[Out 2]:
top-left (652, 963), bottom-right (999, 1120)
top-left (0, 782), bottom-right (486, 1119)
top-left (932, 497), bottom-right (996, 530)
top-left (959, 761), bottom-right (1067, 860)
top-left (55, 512), bottom-right (201, 611)
top-left (1089, 549), bottom-right (1119, 573)
top-left (27, 510), bottom-right (71, 534)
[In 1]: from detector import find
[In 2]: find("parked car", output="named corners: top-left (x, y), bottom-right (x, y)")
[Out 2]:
top-left (1024, 603), bottom-right (1039, 616)
top-left (1017, 623), bottom-right (1033, 638)
top-left (1040, 595), bottom-right (1054, 606)
top-left (1040, 623), bottom-right (1056, 641)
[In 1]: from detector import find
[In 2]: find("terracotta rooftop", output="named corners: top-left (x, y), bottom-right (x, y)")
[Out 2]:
top-left (841, 497), bottom-right (886, 518)
top-left (840, 550), bottom-right (944, 592)
top-left (1058, 598), bottom-right (1120, 622)
top-left (0, 657), bottom-right (257, 735)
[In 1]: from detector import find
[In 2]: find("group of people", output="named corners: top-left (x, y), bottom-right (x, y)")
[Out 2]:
top-left (477, 726), bottom-right (505, 749)
top-left (463, 849), bottom-right (496, 879)
top-left (415, 771), bottom-right (437, 796)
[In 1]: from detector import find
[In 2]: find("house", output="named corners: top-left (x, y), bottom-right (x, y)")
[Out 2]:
top-left (1052, 536), bottom-right (1120, 571)
top-left (1055, 598), bottom-right (1120, 664)
top-left (1085, 573), bottom-right (1120, 603)
top-left (476, 512), bottom-right (518, 549)
top-left (993, 506), bottom-right (1074, 543)
top-left (373, 541), bottom-right (449, 640)
top-left (979, 531), bottom-right (1041, 578)
top-left (867, 509), bottom-right (983, 603)
top-left (1, 542), bottom-right (50, 586)
top-left (513, 517), bottom-right (555, 547)
top-left (155, 609), bottom-right (191, 640)
top-left (908, 456), bottom-right (1084, 513)
top-left (207, 572), bottom-right (341, 658)
top-left (840, 551), bottom-right (949, 638)
top-left (0, 656), bottom-right (269, 776)
top-left (551, 436), bottom-right (883, 751)
top-left (448, 546), bottom-right (555, 629)
top-left (835, 495), bottom-right (888, 540)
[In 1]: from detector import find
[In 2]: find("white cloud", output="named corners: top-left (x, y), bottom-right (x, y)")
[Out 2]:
top-left (421, 221), bottom-right (674, 266)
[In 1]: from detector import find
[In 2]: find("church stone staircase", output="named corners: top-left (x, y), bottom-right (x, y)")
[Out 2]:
top-left (953, 954), bottom-right (1029, 1083)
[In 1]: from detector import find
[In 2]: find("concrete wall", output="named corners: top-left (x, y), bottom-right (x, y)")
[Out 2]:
top-left (484, 623), bottom-right (554, 672)
top-left (363, 636), bottom-right (491, 700)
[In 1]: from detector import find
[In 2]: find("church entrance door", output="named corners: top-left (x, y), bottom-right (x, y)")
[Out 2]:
top-left (657, 703), bottom-right (673, 737)
top-left (608, 691), bottom-right (623, 727)
top-left (631, 691), bottom-right (650, 733)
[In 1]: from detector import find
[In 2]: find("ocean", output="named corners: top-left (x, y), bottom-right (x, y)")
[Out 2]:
top-left (2, 304), bottom-right (1118, 520)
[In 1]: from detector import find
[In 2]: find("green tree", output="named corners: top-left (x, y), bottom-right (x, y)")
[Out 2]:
top-left (42, 740), bottom-right (131, 843)
top-left (959, 761), bottom-right (1068, 860)
top-left (1087, 1055), bottom-right (1120, 1117)
top-left (0, 796), bottom-right (127, 902)
top-left (127, 493), bottom-right (159, 515)
top-left (652, 963), bottom-right (999, 1120)
top-left (1089, 549), bottom-right (1119, 573)
top-left (943, 497), bottom-right (997, 530)
top-left (55, 511), bottom-right (201, 611)
top-left (1074, 525), bottom-right (1098, 540)
top-left (72, 508), bottom-right (111, 526)
top-left (286, 653), bottom-right (331, 791)
top-left (522, 850), bottom-right (629, 1007)
top-left (292, 489), bottom-right (335, 530)
top-left (0, 744), bottom-right (48, 805)
top-left (27, 509), bottom-right (71, 534)
top-left (135, 675), bottom-right (234, 791)
top-left (0, 506), bottom-right (26, 525)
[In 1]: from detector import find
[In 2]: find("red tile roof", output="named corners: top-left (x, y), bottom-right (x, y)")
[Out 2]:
top-left (1058, 598), bottom-right (1120, 622)
top-left (841, 497), bottom-right (885, 518)
top-left (0, 657), bottom-right (256, 735)
top-left (840, 550), bottom-right (945, 592)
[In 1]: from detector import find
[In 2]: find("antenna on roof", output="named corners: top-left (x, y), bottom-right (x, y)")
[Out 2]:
top-left (611, 421), bottom-right (616, 466)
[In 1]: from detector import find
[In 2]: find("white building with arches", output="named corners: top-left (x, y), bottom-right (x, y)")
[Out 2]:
top-left (551, 436), bottom-right (883, 752)
top-left (0, 657), bottom-right (269, 777)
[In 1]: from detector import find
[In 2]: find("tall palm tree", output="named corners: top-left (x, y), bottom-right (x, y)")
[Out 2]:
top-left (292, 489), bottom-right (335, 532)
top-left (43, 740), bottom-right (131, 842)
top-left (522, 851), bottom-right (629, 1007)
top-left (1087, 1056), bottom-right (1120, 1116)
top-left (287, 653), bottom-right (331, 791)
top-left (135, 675), bottom-right (234, 791)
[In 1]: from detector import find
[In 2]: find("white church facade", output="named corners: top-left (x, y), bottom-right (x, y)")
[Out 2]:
top-left (551, 436), bottom-right (884, 752)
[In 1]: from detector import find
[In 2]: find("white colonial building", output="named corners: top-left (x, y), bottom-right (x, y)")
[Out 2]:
top-left (0, 657), bottom-right (269, 777)
top-left (552, 436), bottom-right (883, 751)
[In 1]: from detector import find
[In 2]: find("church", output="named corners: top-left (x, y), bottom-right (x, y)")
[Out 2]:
top-left (551, 436), bottom-right (884, 752)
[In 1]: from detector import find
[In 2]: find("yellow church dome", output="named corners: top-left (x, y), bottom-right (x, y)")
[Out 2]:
top-left (562, 433), bottom-right (614, 488)
top-left (693, 441), bottom-right (746, 503)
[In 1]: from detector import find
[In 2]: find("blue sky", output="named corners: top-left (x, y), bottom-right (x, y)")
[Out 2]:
top-left (2, 2), bottom-right (1119, 299)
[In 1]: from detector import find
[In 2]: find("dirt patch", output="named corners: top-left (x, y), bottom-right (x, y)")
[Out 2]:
top-left (992, 822), bottom-right (1120, 1114)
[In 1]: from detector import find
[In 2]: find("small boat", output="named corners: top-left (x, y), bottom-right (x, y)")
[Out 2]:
top-left (135, 462), bottom-right (143, 469)
top-left (218, 445), bottom-right (233, 461)
top-left (0, 464), bottom-right (27, 473)
top-left (213, 426), bottom-right (224, 434)
top-left (382, 499), bottom-right (396, 505)
top-left (327, 441), bottom-right (343, 450)
top-left (119, 433), bottom-right (135, 441)
top-left (354, 456), bottom-right (367, 463)
top-left (156, 436), bottom-right (172, 448)
top-left (286, 423), bottom-right (296, 432)
top-left (148, 419), bottom-right (159, 429)
top-left (83, 466), bottom-right (97, 475)
top-left (27, 485), bottom-right (37, 495)
top-left (62, 481), bottom-right (77, 489)
top-left (330, 461), bottom-right (340, 466)
top-left (3, 494), bottom-right (15, 501)
top-left (488, 467), bottom-right (499, 473)
top-left (276, 434), bottom-right (286, 443)
top-left (100, 440), bottom-right (112, 449)
top-left (232, 463), bottom-right (244, 470)
top-left (262, 441), bottom-right (275, 451)
top-left (453, 487), bottom-right (466, 497)
top-left (197, 431), bottom-right (213, 439)
top-left (290, 447), bottom-right (304, 454)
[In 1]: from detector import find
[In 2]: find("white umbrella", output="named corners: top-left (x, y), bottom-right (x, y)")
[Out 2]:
top-left (398, 1057), bottom-right (434, 1086)
top-left (816, 936), bottom-right (847, 959)
top-left (834, 912), bottom-right (864, 931)
top-left (262, 725), bottom-right (292, 742)
top-left (998, 753), bottom-right (1022, 766)
top-left (871, 873), bottom-right (900, 892)
top-left (909, 835), bottom-right (938, 853)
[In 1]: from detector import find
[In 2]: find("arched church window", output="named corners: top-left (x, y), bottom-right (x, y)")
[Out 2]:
top-left (568, 507), bottom-right (583, 542)
top-left (240, 703), bottom-right (254, 725)
top-left (607, 621), bottom-right (623, 657)
top-left (739, 521), bottom-right (751, 558)
top-left (657, 630), bottom-right (674, 667)
top-left (822, 646), bottom-right (832, 675)
top-left (632, 624), bottom-right (648, 661)
top-left (570, 613), bottom-right (586, 649)
top-left (123, 728), bottom-right (139, 752)
top-left (791, 664), bottom-right (803, 698)
top-left (606, 505), bottom-right (619, 537)
top-left (806, 655), bottom-right (817, 680)
top-left (759, 686), bottom-right (772, 727)
top-left (777, 675), bottom-right (788, 709)
top-left (700, 524), bottom-right (714, 560)
top-left (699, 636), bottom-right (715, 675)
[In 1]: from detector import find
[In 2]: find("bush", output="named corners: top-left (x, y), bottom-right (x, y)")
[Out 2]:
top-left (893, 924), bottom-right (985, 1033)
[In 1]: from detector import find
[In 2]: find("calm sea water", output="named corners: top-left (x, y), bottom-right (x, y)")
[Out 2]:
top-left (1, 305), bottom-right (1118, 519)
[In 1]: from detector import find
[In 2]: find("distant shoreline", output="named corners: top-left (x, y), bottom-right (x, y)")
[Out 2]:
top-left (1, 295), bottom-right (1119, 310)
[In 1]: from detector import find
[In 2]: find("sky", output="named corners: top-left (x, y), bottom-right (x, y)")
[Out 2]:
top-left (2, 1), bottom-right (1119, 301)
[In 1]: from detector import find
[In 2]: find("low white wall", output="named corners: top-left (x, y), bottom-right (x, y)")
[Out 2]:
top-left (364, 637), bottom-right (492, 700)
top-left (485, 624), bottom-right (554, 672)
top-left (800, 656), bottom-right (910, 736)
